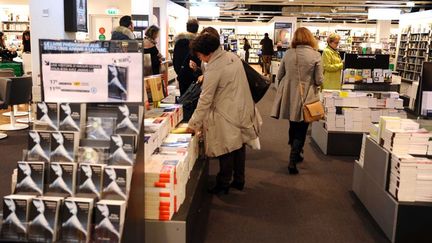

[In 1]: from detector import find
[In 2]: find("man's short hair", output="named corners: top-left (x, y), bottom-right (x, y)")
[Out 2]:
top-left (264, 33), bottom-right (269, 37)
top-left (120, 16), bottom-right (132, 28)
top-left (187, 19), bottom-right (199, 34)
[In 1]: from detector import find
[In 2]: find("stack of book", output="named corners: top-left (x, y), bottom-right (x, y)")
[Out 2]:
top-left (389, 154), bottom-right (432, 202)
top-left (323, 91), bottom-right (406, 132)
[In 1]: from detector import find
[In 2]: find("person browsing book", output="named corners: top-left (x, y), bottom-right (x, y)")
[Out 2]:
top-left (186, 33), bottom-right (261, 195)
top-left (271, 27), bottom-right (323, 174)
top-left (322, 33), bottom-right (343, 90)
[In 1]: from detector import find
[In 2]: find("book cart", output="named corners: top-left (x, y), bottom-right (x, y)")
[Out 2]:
top-left (0, 39), bottom-right (146, 243)
top-left (311, 53), bottom-right (402, 156)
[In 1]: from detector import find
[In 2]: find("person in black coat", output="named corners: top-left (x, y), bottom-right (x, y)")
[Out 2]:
top-left (243, 37), bottom-right (251, 63)
top-left (111, 16), bottom-right (135, 40)
top-left (22, 30), bottom-right (31, 53)
top-left (144, 25), bottom-right (162, 75)
top-left (173, 19), bottom-right (202, 96)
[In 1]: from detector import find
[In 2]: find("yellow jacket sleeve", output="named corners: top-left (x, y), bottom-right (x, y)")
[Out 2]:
top-left (322, 49), bottom-right (343, 72)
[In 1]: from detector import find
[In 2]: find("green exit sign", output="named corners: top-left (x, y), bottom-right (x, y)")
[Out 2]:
top-left (106, 8), bottom-right (119, 15)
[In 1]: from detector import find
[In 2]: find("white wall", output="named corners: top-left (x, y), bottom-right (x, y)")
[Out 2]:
top-left (88, 0), bottom-right (131, 15)
top-left (0, 0), bottom-right (28, 4)
top-left (29, 0), bottom-right (75, 100)
top-left (199, 21), bottom-right (273, 35)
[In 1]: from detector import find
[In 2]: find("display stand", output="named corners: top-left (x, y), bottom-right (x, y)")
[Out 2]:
top-left (352, 136), bottom-right (432, 243)
top-left (311, 120), bottom-right (363, 156)
top-left (145, 158), bottom-right (210, 243)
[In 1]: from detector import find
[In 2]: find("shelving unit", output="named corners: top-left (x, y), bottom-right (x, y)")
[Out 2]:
top-left (236, 33), bottom-right (265, 64)
top-left (396, 25), bottom-right (432, 84)
top-left (0, 20), bottom-right (30, 47)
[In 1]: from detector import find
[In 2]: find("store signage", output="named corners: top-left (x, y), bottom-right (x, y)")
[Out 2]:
top-left (357, 55), bottom-right (377, 59)
top-left (39, 40), bottom-right (143, 103)
top-left (274, 22), bottom-right (293, 48)
top-left (106, 8), bottom-right (120, 15)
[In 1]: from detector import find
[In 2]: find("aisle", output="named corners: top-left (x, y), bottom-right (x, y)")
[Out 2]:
top-left (204, 88), bottom-right (389, 243)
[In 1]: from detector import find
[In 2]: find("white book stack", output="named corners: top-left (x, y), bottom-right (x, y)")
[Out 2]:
top-left (409, 131), bottom-right (432, 155)
top-left (381, 128), bottom-right (412, 154)
top-left (389, 154), bottom-right (432, 202)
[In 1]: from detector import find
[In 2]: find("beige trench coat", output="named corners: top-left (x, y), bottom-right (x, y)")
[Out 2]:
top-left (271, 45), bottom-right (324, 121)
top-left (188, 48), bottom-right (259, 157)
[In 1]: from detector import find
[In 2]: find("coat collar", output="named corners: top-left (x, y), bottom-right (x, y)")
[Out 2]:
top-left (208, 47), bottom-right (224, 65)
top-left (296, 45), bottom-right (314, 50)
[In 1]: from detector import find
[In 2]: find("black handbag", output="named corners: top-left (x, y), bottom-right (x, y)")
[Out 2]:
top-left (242, 60), bottom-right (271, 103)
top-left (177, 82), bottom-right (202, 121)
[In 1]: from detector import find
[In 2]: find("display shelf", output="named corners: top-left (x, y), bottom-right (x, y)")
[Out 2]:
top-left (145, 158), bottom-right (210, 243)
top-left (353, 136), bottom-right (432, 243)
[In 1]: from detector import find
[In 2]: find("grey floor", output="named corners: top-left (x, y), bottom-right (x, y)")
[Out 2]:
top-left (204, 88), bottom-right (389, 243)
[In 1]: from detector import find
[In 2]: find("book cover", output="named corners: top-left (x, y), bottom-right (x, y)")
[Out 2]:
top-left (109, 135), bottom-right (136, 165)
top-left (28, 197), bottom-right (63, 242)
top-left (108, 65), bottom-right (128, 101)
top-left (1, 195), bottom-right (34, 240)
top-left (86, 117), bottom-right (116, 141)
top-left (15, 161), bottom-right (45, 195)
top-left (61, 198), bottom-right (94, 243)
top-left (59, 103), bottom-right (82, 132)
top-left (50, 132), bottom-right (78, 162)
top-left (115, 104), bottom-right (140, 134)
top-left (102, 166), bottom-right (132, 200)
top-left (77, 147), bottom-right (109, 164)
top-left (93, 200), bottom-right (126, 243)
top-left (77, 164), bottom-right (104, 198)
top-left (27, 130), bottom-right (51, 162)
top-left (35, 102), bottom-right (58, 131)
top-left (46, 162), bottom-right (76, 197)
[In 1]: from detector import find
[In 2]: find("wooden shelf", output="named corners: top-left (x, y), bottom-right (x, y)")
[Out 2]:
top-left (1, 21), bottom-right (29, 24)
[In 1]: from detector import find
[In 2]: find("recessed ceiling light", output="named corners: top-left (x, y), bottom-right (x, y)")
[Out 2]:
top-left (406, 2), bottom-right (415, 7)
top-left (289, 0), bottom-right (294, 2)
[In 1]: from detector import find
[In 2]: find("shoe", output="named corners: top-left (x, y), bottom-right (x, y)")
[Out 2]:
top-left (230, 181), bottom-right (245, 191)
top-left (208, 185), bottom-right (229, 195)
top-left (288, 165), bottom-right (299, 175)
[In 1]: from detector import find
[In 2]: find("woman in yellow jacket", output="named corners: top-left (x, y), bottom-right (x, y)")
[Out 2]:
top-left (322, 33), bottom-right (343, 90)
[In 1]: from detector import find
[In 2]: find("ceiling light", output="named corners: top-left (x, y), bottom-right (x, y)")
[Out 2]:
top-left (201, 0), bottom-right (209, 2)
top-left (368, 8), bottom-right (401, 20)
top-left (289, 0), bottom-right (294, 2)
top-left (406, 2), bottom-right (415, 7)
top-left (325, 17), bottom-right (332, 21)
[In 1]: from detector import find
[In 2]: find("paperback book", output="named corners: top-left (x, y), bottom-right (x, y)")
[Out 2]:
top-left (15, 161), bottom-right (45, 196)
top-left (115, 104), bottom-right (140, 134)
top-left (45, 162), bottom-right (77, 197)
top-left (35, 102), bottom-right (58, 131)
top-left (109, 135), bottom-right (136, 165)
top-left (50, 132), bottom-right (79, 162)
top-left (93, 200), bottom-right (127, 243)
top-left (59, 103), bottom-right (83, 132)
top-left (28, 197), bottom-right (63, 242)
top-left (102, 166), bottom-right (132, 200)
top-left (60, 197), bottom-right (94, 243)
top-left (27, 130), bottom-right (51, 162)
top-left (1, 194), bottom-right (35, 240)
top-left (76, 164), bottom-right (104, 198)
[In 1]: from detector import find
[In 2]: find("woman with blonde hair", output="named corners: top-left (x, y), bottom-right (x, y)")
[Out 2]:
top-left (322, 33), bottom-right (343, 89)
top-left (271, 27), bottom-right (323, 174)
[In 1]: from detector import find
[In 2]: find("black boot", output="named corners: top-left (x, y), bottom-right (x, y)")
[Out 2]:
top-left (208, 184), bottom-right (230, 195)
top-left (230, 181), bottom-right (245, 191)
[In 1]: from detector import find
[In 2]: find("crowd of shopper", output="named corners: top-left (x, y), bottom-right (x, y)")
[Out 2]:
top-left (141, 17), bottom-right (347, 195)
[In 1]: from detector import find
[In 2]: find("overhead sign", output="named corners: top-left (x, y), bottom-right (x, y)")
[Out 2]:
top-left (39, 40), bottom-right (143, 103)
top-left (106, 8), bottom-right (120, 15)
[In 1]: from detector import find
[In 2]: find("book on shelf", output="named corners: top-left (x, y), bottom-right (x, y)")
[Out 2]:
top-left (50, 131), bottom-right (79, 162)
top-left (59, 103), bottom-right (84, 132)
top-left (1, 195), bottom-right (35, 240)
top-left (102, 166), bottom-right (133, 201)
top-left (93, 200), bottom-right (127, 243)
top-left (27, 130), bottom-right (51, 162)
top-left (60, 197), bottom-right (95, 243)
top-left (28, 197), bottom-right (64, 242)
top-left (15, 161), bottom-right (45, 196)
top-left (109, 134), bottom-right (136, 166)
top-left (35, 102), bottom-right (58, 131)
top-left (45, 162), bottom-right (77, 197)
top-left (76, 163), bottom-right (105, 198)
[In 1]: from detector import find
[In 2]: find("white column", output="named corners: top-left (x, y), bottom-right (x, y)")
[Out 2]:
top-left (29, 0), bottom-right (76, 101)
top-left (376, 20), bottom-right (392, 43)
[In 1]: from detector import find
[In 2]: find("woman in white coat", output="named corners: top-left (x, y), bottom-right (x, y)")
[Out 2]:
top-left (187, 33), bottom-right (260, 195)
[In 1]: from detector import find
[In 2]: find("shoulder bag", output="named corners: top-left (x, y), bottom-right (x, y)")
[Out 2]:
top-left (242, 59), bottom-right (271, 103)
top-left (295, 50), bottom-right (324, 123)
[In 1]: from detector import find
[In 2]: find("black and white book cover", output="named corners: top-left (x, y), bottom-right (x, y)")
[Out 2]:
top-left (28, 197), bottom-right (63, 242)
top-left (59, 103), bottom-right (82, 132)
top-left (109, 135), bottom-right (136, 165)
top-left (15, 161), bottom-right (45, 196)
top-left (86, 117), bottom-right (116, 141)
top-left (61, 198), bottom-right (94, 243)
top-left (115, 104), bottom-right (140, 134)
top-left (35, 102), bottom-right (58, 131)
top-left (1, 195), bottom-right (35, 240)
top-left (46, 162), bottom-right (77, 197)
top-left (93, 200), bottom-right (126, 243)
top-left (102, 166), bottom-right (132, 200)
top-left (108, 65), bottom-right (128, 101)
top-left (50, 132), bottom-right (78, 162)
top-left (77, 147), bottom-right (109, 164)
top-left (77, 164), bottom-right (104, 198)
top-left (27, 130), bottom-right (51, 162)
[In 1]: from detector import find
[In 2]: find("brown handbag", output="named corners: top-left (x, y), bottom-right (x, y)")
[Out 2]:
top-left (296, 50), bottom-right (324, 123)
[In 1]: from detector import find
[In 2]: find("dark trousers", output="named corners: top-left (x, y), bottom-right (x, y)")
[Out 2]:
top-left (217, 145), bottom-right (246, 187)
top-left (245, 51), bottom-right (249, 64)
top-left (289, 121), bottom-right (309, 154)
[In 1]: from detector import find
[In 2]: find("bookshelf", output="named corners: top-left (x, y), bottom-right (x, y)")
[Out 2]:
top-left (396, 24), bottom-right (432, 83)
top-left (236, 33), bottom-right (265, 64)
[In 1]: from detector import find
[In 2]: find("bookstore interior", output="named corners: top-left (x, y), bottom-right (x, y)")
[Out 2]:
top-left (0, 0), bottom-right (432, 242)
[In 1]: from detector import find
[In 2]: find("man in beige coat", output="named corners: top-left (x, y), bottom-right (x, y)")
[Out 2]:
top-left (187, 33), bottom-right (260, 194)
